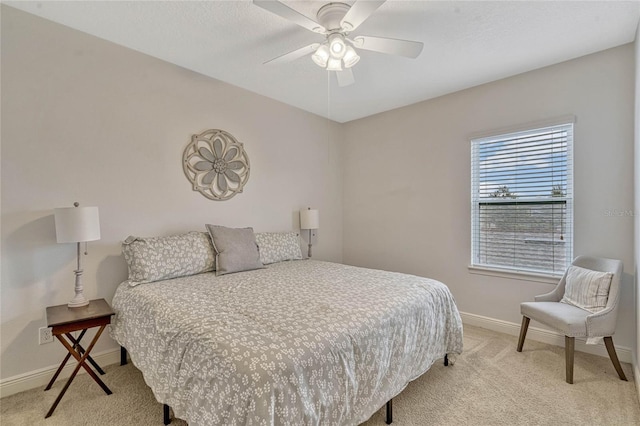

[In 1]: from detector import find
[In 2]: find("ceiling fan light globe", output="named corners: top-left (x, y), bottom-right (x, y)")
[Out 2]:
top-left (328, 33), bottom-right (346, 59)
top-left (312, 55), bottom-right (328, 68)
top-left (326, 57), bottom-right (343, 71)
top-left (312, 44), bottom-right (330, 67)
top-left (343, 46), bottom-right (360, 68)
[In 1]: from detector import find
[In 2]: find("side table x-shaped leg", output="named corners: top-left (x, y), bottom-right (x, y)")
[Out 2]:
top-left (44, 329), bottom-right (106, 390)
top-left (44, 299), bottom-right (114, 419)
top-left (44, 324), bottom-right (112, 418)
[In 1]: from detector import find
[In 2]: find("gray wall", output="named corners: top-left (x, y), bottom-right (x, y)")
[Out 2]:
top-left (343, 44), bottom-right (636, 350)
top-left (0, 7), bottom-right (343, 380)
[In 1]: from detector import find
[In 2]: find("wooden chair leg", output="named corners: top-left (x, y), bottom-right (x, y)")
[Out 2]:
top-left (517, 316), bottom-right (530, 352)
top-left (565, 336), bottom-right (574, 384)
top-left (603, 336), bottom-right (628, 381)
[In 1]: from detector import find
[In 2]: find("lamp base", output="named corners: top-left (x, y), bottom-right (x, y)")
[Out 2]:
top-left (69, 266), bottom-right (89, 308)
top-left (68, 296), bottom-right (89, 308)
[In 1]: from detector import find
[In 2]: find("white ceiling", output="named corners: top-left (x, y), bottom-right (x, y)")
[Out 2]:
top-left (6, 1), bottom-right (640, 123)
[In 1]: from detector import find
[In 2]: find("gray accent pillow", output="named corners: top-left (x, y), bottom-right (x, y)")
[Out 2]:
top-left (255, 232), bottom-right (303, 264)
top-left (122, 231), bottom-right (215, 286)
top-left (560, 265), bottom-right (613, 313)
top-left (205, 225), bottom-right (264, 276)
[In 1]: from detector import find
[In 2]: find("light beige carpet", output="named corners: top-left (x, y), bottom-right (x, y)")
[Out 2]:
top-left (1, 325), bottom-right (638, 425)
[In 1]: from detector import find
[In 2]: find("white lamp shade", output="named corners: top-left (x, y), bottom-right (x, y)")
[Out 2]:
top-left (312, 44), bottom-right (330, 67)
top-left (326, 57), bottom-right (343, 71)
top-left (54, 206), bottom-right (101, 243)
top-left (343, 46), bottom-right (360, 68)
top-left (300, 209), bottom-right (319, 230)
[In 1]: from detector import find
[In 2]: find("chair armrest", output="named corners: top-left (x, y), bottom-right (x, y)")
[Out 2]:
top-left (586, 303), bottom-right (618, 337)
top-left (534, 275), bottom-right (566, 302)
top-left (535, 289), bottom-right (562, 302)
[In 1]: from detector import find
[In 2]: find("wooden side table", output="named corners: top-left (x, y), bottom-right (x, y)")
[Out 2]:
top-left (44, 298), bottom-right (114, 418)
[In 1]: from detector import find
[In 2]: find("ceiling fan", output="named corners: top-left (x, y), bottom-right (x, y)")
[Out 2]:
top-left (254, 0), bottom-right (424, 87)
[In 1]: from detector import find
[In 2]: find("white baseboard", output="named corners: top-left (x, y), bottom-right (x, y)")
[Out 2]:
top-left (459, 311), bottom-right (633, 364)
top-left (0, 348), bottom-right (120, 398)
top-left (633, 352), bottom-right (640, 404)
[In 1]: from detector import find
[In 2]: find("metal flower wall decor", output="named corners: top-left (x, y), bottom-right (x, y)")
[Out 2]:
top-left (183, 129), bottom-right (250, 201)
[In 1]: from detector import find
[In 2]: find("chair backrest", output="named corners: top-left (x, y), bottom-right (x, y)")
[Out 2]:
top-left (553, 256), bottom-right (623, 301)
top-left (570, 255), bottom-right (623, 311)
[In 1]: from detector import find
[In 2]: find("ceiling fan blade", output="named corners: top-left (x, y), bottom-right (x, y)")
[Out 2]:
top-left (336, 68), bottom-right (355, 87)
top-left (264, 43), bottom-right (320, 64)
top-left (340, 0), bottom-right (386, 31)
top-left (353, 35), bottom-right (423, 58)
top-left (253, 0), bottom-right (326, 33)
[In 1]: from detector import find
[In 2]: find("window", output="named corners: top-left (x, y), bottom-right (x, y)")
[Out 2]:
top-left (471, 123), bottom-right (573, 276)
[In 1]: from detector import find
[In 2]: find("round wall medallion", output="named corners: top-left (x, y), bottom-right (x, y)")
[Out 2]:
top-left (183, 129), bottom-right (250, 201)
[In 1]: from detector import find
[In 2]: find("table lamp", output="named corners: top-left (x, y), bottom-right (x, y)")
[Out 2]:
top-left (54, 202), bottom-right (101, 308)
top-left (300, 207), bottom-right (319, 258)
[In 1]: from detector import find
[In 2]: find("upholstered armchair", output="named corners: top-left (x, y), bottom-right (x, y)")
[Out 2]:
top-left (517, 256), bottom-right (627, 384)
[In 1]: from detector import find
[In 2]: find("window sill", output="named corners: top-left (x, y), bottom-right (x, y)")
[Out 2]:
top-left (468, 265), bottom-right (562, 285)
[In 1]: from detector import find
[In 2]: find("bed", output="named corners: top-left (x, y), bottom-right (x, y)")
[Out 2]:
top-left (110, 231), bottom-right (463, 426)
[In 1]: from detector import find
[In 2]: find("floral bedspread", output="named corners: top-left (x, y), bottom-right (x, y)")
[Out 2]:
top-left (110, 260), bottom-right (463, 425)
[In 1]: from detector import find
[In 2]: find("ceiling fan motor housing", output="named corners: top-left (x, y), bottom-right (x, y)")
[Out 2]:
top-left (317, 3), bottom-right (351, 32)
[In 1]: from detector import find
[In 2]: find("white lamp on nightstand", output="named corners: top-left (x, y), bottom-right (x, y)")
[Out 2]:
top-left (54, 202), bottom-right (101, 308)
top-left (300, 207), bottom-right (319, 258)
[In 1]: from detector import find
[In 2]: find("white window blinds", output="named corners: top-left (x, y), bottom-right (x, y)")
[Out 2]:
top-left (471, 123), bottom-right (573, 275)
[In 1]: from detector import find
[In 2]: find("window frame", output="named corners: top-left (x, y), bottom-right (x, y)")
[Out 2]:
top-left (470, 122), bottom-right (574, 279)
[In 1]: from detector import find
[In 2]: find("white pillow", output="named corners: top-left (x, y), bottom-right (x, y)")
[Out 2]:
top-left (254, 232), bottom-right (303, 265)
top-left (122, 232), bottom-right (215, 286)
top-left (560, 265), bottom-right (613, 313)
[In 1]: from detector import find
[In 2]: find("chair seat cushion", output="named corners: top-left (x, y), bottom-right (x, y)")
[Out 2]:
top-left (521, 302), bottom-right (590, 337)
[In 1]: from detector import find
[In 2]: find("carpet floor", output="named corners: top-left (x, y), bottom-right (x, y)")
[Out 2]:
top-left (1, 325), bottom-right (638, 425)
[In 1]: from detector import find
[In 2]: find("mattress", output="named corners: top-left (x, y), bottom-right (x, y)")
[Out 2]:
top-left (110, 260), bottom-right (463, 425)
